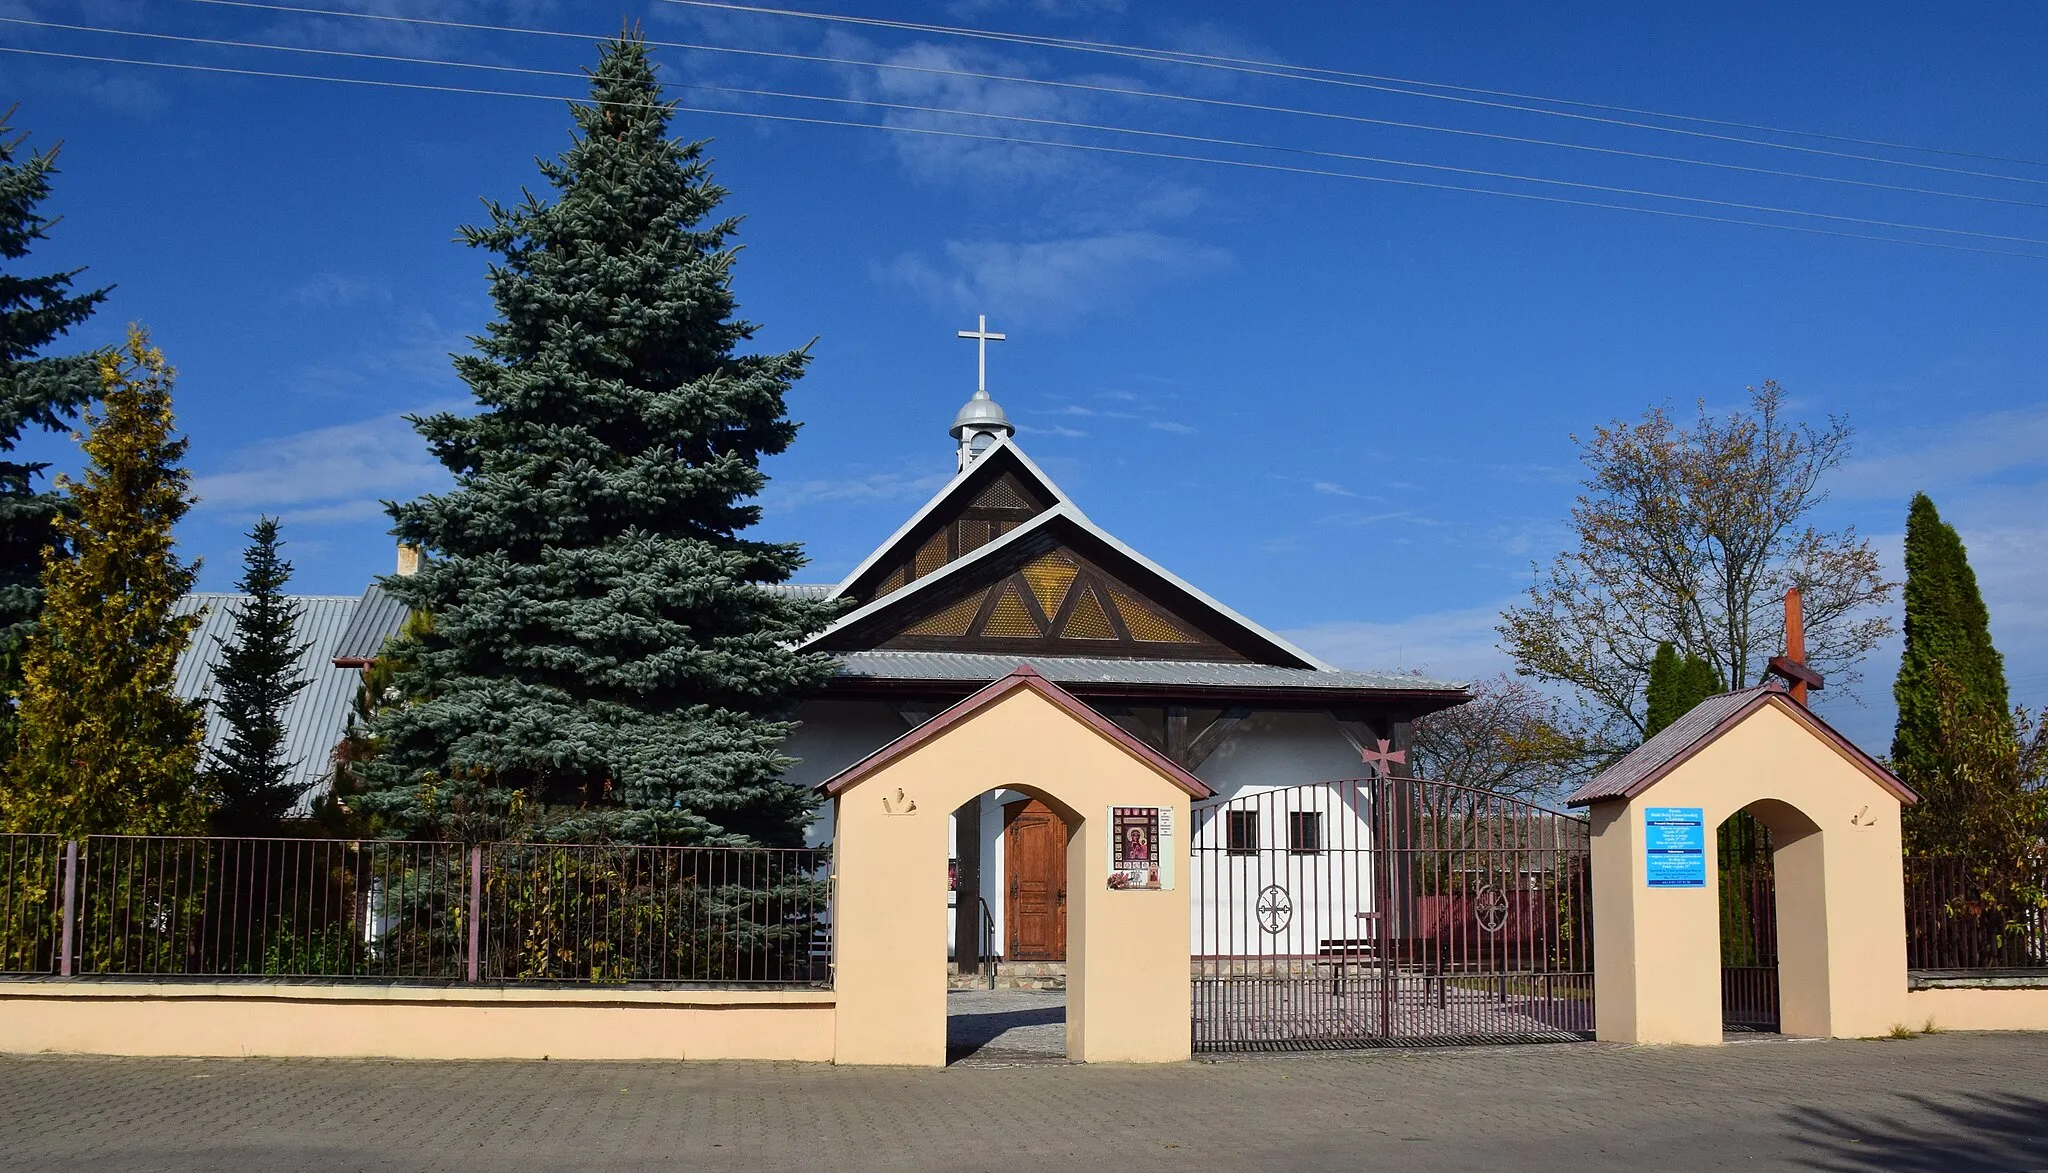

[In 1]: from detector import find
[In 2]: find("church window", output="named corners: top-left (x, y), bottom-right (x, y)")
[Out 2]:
top-left (982, 584), bottom-right (1043, 637)
top-left (1287, 812), bottom-right (1323, 855)
top-left (912, 531), bottom-right (949, 579)
top-left (1226, 811), bottom-right (1259, 856)
top-left (1060, 588), bottom-right (1118, 640)
top-left (1110, 588), bottom-right (1200, 643)
top-left (1021, 550), bottom-right (1078, 616)
top-left (902, 588), bottom-right (989, 638)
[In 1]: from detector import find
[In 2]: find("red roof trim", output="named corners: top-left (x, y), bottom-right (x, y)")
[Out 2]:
top-left (814, 664), bottom-right (1215, 799)
top-left (1581, 689), bottom-right (1917, 806)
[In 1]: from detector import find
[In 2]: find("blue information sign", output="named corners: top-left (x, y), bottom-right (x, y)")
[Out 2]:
top-left (1645, 806), bottom-right (1706, 888)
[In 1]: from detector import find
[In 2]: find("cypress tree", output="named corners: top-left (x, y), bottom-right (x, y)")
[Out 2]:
top-left (1, 327), bottom-right (204, 835)
top-left (361, 35), bottom-right (840, 846)
top-left (1645, 642), bottom-right (1724, 738)
top-left (205, 517), bottom-right (313, 835)
top-left (0, 112), bottom-right (111, 760)
top-left (1893, 492), bottom-right (2011, 783)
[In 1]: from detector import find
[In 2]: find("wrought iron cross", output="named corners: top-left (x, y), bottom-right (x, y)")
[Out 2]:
top-left (957, 314), bottom-right (1006, 394)
top-left (1359, 738), bottom-right (1406, 779)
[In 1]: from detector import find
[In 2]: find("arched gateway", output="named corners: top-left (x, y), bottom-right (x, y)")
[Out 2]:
top-left (821, 666), bottom-right (1210, 1066)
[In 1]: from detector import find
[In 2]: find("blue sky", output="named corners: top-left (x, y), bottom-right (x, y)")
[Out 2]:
top-left (4, 0), bottom-right (2046, 751)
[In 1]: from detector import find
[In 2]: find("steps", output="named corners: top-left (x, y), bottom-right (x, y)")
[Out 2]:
top-left (948, 960), bottom-right (1068, 991)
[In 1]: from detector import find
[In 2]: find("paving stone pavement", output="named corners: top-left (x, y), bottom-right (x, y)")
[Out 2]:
top-left (1, 1032), bottom-right (2045, 1172)
top-left (946, 988), bottom-right (1069, 1064)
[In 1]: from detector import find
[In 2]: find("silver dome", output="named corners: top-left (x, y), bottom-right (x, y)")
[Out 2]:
top-left (949, 389), bottom-right (1014, 440)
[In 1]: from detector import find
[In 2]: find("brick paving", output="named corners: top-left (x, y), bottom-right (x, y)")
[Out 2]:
top-left (1, 1032), bottom-right (2045, 1171)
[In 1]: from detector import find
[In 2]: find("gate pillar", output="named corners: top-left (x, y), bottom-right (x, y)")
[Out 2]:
top-left (1571, 686), bottom-right (1917, 1044)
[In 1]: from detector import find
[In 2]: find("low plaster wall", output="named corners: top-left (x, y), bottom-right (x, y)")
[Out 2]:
top-left (0, 982), bottom-right (835, 1062)
top-left (1907, 979), bottom-right (2048, 1033)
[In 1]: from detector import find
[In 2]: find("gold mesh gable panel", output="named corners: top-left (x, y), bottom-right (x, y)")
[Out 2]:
top-left (982, 584), bottom-right (1042, 637)
top-left (1061, 587), bottom-right (1118, 640)
top-left (957, 520), bottom-right (990, 554)
top-left (902, 587), bottom-right (989, 637)
top-left (912, 530), bottom-right (948, 578)
top-left (877, 564), bottom-right (907, 596)
top-left (1111, 588), bottom-right (1201, 643)
top-left (972, 475), bottom-right (1033, 512)
top-left (1020, 550), bottom-right (1078, 616)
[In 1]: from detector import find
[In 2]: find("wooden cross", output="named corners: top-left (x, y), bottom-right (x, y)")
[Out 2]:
top-left (1359, 738), bottom-right (1406, 779)
top-left (957, 314), bottom-right (1006, 394)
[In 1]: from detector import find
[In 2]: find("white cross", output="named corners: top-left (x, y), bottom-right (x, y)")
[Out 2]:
top-left (957, 314), bottom-right (1007, 394)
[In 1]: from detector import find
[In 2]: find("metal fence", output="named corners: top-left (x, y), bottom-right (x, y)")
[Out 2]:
top-left (0, 834), bottom-right (831, 986)
top-left (1191, 777), bottom-right (1594, 1052)
top-left (1906, 855), bottom-right (2048, 971)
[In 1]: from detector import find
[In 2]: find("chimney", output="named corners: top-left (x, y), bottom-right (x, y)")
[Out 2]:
top-left (396, 543), bottom-right (423, 577)
top-left (1767, 586), bottom-right (1824, 704)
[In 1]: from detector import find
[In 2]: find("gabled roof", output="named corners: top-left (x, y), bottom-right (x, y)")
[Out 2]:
top-left (833, 437), bottom-right (1072, 602)
top-left (828, 650), bottom-right (1465, 696)
top-left (175, 593), bottom-right (363, 814)
top-left (805, 501), bottom-right (1333, 670)
top-left (331, 581), bottom-right (410, 666)
top-left (1566, 683), bottom-right (1918, 807)
top-left (815, 665), bottom-right (1214, 798)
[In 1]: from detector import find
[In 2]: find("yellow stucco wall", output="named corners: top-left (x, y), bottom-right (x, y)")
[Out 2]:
top-left (0, 983), bottom-right (834, 1060)
top-left (1590, 699), bottom-right (1909, 1044)
top-left (831, 685), bottom-right (1194, 1066)
top-left (1907, 987), bottom-right (2048, 1032)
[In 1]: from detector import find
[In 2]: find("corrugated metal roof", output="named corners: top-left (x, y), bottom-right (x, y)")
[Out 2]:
top-left (1565, 686), bottom-right (1777, 806)
top-left (331, 582), bottom-right (409, 662)
top-left (174, 593), bottom-right (363, 815)
top-left (827, 650), bottom-right (1465, 693)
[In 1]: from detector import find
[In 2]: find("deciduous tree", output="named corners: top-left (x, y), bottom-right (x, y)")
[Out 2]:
top-left (1499, 382), bottom-right (1893, 759)
top-left (1, 327), bottom-right (204, 835)
top-left (1411, 674), bottom-right (1584, 804)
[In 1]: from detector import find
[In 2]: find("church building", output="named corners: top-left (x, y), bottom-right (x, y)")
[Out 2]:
top-left (771, 321), bottom-right (1470, 978)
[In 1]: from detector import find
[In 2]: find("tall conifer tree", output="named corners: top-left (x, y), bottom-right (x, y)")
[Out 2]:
top-left (1892, 492), bottom-right (2011, 783)
top-left (206, 517), bottom-right (313, 834)
top-left (0, 113), bottom-right (111, 761)
top-left (1, 328), bottom-right (204, 835)
top-left (1644, 641), bottom-right (1723, 739)
top-left (362, 35), bottom-right (839, 846)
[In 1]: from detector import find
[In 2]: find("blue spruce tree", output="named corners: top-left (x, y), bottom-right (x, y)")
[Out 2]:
top-left (362, 36), bottom-right (840, 846)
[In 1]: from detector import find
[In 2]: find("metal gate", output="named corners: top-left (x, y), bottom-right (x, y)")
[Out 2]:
top-left (1191, 777), bottom-right (1594, 1051)
top-left (1719, 816), bottom-right (1779, 1031)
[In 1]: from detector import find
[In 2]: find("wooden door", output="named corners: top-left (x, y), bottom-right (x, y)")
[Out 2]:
top-left (1003, 798), bottom-right (1067, 961)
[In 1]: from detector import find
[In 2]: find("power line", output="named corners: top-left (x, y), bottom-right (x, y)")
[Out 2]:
top-left (664, 0), bottom-right (2048, 182)
top-left (669, 0), bottom-right (2048, 171)
top-left (10, 16), bottom-right (2048, 245)
top-left (4, 44), bottom-right (2043, 261)
top-left (173, 0), bottom-right (2048, 207)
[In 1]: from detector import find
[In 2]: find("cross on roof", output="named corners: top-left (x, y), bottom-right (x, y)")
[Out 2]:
top-left (957, 314), bottom-right (1006, 394)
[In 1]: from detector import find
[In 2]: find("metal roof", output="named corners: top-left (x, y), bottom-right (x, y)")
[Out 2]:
top-left (174, 593), bottom-right (363, 815)
top-left (1564, 683), bottom-right (1916, 808)
top-left (331, 582), bottom-right (409, 662)
top-left (826, 650), bottom-right (1466, 694)
top-left (761, 583), bottom-right (836, 600)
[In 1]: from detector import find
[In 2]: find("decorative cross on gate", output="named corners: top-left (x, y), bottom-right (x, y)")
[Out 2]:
top-left (1358, 738), bottom-right (1406, 779)
top-left (956, 314), bottom-right (1006, 394)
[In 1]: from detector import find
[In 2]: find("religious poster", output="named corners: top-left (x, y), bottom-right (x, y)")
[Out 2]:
top-left (1108, 806), bottom-right (1173, 890)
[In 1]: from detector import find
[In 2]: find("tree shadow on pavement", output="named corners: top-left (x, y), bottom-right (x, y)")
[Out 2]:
top-left (945, 1003), bottom-right (1065, 1064)
top-left (1784, 1093), bottom-right (2048, 1171)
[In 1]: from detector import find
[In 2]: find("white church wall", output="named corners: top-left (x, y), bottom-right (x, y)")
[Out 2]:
top-left (1191, 712), bottom-right (1377, 957)
top-left (779, 700), bottom-right (914, 849)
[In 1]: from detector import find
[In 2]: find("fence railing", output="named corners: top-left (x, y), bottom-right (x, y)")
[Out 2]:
top-left (1905, 855), bottom-right (2048, 971)
top-left (0, 833), bottom-right (831, 986)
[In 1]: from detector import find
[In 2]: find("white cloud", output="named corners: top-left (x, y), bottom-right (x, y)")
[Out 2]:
top-left (1283, 602), bottom-right (1513, 684)
top-left (762, 466), bottom-right (952, 513)
top-left (1834, 404), bottom-right (2048, 500)
top-left (289, 273), bottom-right (393, 308)
top-left (190, 412), bottom-right (450, 526)
top-left (1147, 419), bottom-right (1195, 436)
top-left (881, 231), bottom-right (1230, 326)
top-left (1311, 481), bottom-right (1356, 497)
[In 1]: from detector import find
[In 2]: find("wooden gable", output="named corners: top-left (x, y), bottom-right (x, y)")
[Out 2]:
top-left (845, 457), bottom-right (1056, 605)
top-left (820, 525), bottom-right (1264, 662)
